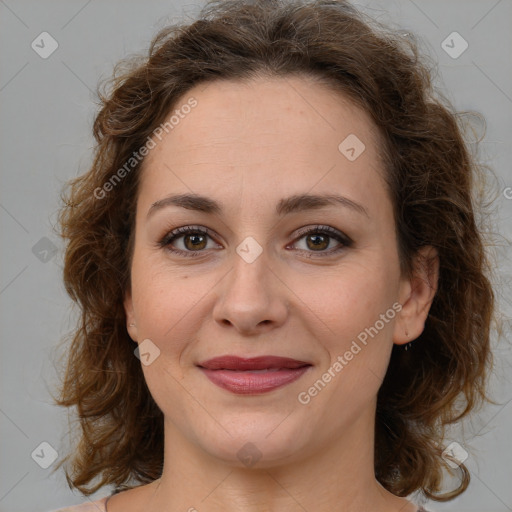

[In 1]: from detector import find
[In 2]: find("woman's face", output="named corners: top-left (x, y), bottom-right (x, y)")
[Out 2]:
top-left (124, 76), bottom-right (422, 466)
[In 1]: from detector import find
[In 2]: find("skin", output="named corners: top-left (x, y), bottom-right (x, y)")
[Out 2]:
top-left (117, 75), bottom-right (439, 512)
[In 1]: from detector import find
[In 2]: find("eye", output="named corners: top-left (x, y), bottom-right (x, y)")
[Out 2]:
top-left (159, 224), bottom-right (352, 258)
top-left (289, 225), bottom-right (352, 257)
top-left (159, 225), bottom-right (220, 258)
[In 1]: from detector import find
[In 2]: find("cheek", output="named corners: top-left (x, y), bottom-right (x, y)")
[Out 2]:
top-left (298, 262), bottom-right (398, 381)
top-left (293, 269), bottom-right (398, 427)
top-left (130, 255), bottom-right (190, 353)
top-left (301, 264), bottom-right (397, 333)
top-left (131, 249), bottom-right (189, 324)
top-left (129, 252), bottom-right (219, 371)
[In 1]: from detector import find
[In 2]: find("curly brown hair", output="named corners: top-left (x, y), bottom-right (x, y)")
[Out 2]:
top-left (52, 0), bottom-right (497, 503)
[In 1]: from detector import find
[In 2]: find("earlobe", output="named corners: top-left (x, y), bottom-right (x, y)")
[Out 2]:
top-left (123, 291), bottom-right (138, 342)
top-left (393, 246), bottom-right (439, 346)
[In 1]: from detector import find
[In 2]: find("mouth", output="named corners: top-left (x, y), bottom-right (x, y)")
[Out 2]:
top-left (196, 355), bottom-right (313, 395)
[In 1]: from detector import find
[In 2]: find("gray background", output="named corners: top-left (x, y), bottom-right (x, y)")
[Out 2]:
top-left (1, 1), bottom-right (511, 511)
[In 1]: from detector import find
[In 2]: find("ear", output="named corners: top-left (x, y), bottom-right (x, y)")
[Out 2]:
top-left (393, 246), bottom-right (439, 345)
top-left (124, 289), bottom-right (139, 343)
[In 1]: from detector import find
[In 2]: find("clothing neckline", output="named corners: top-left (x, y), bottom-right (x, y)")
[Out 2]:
top-left (102, 494), bottom-right (428, 512)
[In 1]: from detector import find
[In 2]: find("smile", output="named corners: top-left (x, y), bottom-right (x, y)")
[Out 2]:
top-left (197, 355), bottom-right (313, 394)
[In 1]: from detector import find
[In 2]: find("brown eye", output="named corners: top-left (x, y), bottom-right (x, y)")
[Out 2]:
top-left (291, 225), bottom-right (353, 257)
top-left (305, 233), bottom-right (330, 251)
top-left (159, 226), bottom-right (219, 257)
top-left (182, 232), bottom-right (208, 251)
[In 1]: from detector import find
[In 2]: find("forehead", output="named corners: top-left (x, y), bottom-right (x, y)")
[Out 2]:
top-left (138, 75), bottom-right (389, 217)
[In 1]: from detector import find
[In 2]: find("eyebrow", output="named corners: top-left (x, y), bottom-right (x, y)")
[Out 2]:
top-left (147, 192), bottom-right (369, 219)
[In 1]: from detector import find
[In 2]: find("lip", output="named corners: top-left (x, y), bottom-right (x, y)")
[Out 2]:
top-left (198, 355), bottom-right (311, 370)
top-left (197, 356), bottom-right (312, 395)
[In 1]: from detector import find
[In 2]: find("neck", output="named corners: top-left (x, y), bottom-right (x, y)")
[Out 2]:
top-left (143, 402), bottom-right (416, 512)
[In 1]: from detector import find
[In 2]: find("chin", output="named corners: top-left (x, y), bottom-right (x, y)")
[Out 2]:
top-left (197, 418), bottom-right (308, 468)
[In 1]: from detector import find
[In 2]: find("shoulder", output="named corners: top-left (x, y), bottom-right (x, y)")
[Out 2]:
top-left (48, 496), bottom-right (109, 512)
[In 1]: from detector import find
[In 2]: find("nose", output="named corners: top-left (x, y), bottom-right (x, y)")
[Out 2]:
top-left (212, 248), bottom-right (289, 335)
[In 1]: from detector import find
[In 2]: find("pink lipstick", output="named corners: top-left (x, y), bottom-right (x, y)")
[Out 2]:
top-left (197, 355), bottom-right (312, 395)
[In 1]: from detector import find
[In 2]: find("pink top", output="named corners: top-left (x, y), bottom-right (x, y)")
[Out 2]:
top-left (50, 496), bottom-right (110, 512)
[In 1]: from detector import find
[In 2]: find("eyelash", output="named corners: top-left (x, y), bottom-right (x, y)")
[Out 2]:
top-left (158, 224), bottom-right (353, 259)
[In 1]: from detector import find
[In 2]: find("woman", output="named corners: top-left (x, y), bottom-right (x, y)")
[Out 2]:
top-left (50, 0), bottom-right (496, 511)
